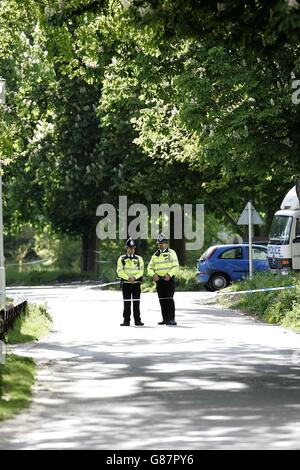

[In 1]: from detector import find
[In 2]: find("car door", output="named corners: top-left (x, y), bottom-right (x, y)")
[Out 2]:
top-left (246, 247), bottom-right (269, 272)
top-left (218, 247), bottom-right (248, 281)
top-left (292, 218), bottom-right (300, 270)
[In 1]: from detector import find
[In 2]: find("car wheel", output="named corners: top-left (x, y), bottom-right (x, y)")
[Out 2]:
top-left (209, 273), bottom-right (230, 291)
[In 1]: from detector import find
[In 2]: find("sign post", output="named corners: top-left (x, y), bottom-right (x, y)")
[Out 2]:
top-left (237, 202), bottom-right (263, 279)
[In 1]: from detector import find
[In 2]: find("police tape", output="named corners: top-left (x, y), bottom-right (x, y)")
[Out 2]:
top-left (92, 281), bottom-right (172, 301)
top-left (217, 285), bottom-right (296, 296)
top-left (96, 285), bottom-right (298, 301)
top-left (98, 281), bottom-right (120, 288)
top-left (93, 297), bottom-right (175, 302)
top-left (6, 258), bottom-right (51, 267)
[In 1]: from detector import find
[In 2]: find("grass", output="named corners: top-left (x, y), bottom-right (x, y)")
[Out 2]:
top-left (219, 272), bottom-right (300, 332)
top-left (0, 355), bottom-right (36, 421)
top-left (7, 303), bottom-right (52, 344)
top-left (6, 269), bottom-right (99, 286)
top-left (0, 303), bottom-right (52, 421)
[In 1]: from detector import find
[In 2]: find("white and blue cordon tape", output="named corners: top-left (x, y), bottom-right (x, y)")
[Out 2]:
top-left (218, 285), bottom-right (296, 296)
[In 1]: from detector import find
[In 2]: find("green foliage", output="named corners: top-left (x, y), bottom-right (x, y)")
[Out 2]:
top-left (0, 354), bottom-right (36, 421)
top-left (223, 272), bottom-right (300, 331)
top-left (6, 269), bottom-right (98, 286)
top-left (52, 237), bottom-right (81, 270)
top-left (0, 298), bottom-right (51, 421)
top-left (1, 0), bottom-right (300, 267)
top-left (7, 303), bottom-right (52, 344)
top-left (281, 301), bottom-right (300, 331)
top-left (4, 228), bottom-right (82, 271)
top-left (126, 1), bottom-right (300, 50)
top-left (174, 267), bottom-right (200, 291)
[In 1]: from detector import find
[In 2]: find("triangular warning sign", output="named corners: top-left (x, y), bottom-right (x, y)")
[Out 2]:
top-left (237, 203), bottom-right (263, 226)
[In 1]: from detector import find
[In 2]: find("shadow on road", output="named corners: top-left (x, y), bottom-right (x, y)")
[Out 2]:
top-left (1, 337), bottom-right (300, 450)
top-left (2, 288), bottom-right (300, 450)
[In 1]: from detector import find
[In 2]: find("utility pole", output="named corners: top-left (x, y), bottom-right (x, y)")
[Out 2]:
top-left (248, 201), bottom-right (253, 280)
top-left (0, 78), bottom-right (6, 309)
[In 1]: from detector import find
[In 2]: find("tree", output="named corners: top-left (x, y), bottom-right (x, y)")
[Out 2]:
top-left (3, 0), bottom-right (299, 271)
top-left (120, 0), bottom-right (300, 233)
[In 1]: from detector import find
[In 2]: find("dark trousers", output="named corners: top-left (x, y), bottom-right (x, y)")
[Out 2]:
top-left (122, 282), bottom-right (142, 324)
top-left (156, 279), bottom-right (175, 322)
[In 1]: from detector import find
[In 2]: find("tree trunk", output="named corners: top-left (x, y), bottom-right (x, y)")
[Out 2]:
top-left (81, 224), bottom-right (98, 273)
top-left (170, 237), bottom-right (186, 265)
top-left (169, 212), bottom-right (186, 265)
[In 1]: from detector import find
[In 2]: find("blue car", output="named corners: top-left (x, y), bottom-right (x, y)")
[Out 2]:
top-left (197, 244), bottom-right (269, 291)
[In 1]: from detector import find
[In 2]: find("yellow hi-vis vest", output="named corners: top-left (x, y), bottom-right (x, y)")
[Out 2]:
top-left (117, 254), bottom-right (144, 283)
top-left (147, 248), bottom-right (179, 278)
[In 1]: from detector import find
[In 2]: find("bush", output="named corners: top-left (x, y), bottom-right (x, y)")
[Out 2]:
top-left (281, 297), bottom-right (300, 331)
top-left (222, 272), bottom-right (300, 331)
top-left (175, 267), bottom-right (201, 291)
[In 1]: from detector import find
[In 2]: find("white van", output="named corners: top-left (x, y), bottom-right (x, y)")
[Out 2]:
top-left (268, 184), bottom-right (300, 273)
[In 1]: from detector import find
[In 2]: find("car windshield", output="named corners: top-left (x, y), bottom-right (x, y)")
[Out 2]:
top-left (269, 215), bottom-right (293, 244)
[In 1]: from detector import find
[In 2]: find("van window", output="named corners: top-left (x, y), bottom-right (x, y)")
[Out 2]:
top-left (269, 215), bottom-right (293, 244)
top-left (296, 219), bottom-right (300, 238)
top-left (219, 248), bottom-right (243, 260)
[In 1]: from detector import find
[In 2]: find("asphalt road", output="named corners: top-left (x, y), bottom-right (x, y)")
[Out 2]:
top-left (0, 285), bottom-right (300, 450)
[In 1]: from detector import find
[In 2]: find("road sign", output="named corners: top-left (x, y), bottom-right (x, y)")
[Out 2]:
top-left (237, 202), bottom-right (263, 280)
top-left (237, 203), bottom-right (263, 226)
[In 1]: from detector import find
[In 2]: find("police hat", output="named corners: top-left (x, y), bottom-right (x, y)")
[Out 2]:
top-left (125, 238), bottom-right (136, 248)
top-left (157, 233), bottom-right (168, 244)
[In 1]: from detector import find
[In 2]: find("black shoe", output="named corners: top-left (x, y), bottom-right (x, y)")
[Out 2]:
top-left (158, 321), bottom-right (167, 325)
top-left (120, 322), bottom-right (130, 326)
top-left (166, 320), bottom-right (177, 326)
top-left (135, 322), bottom-right (144, 326)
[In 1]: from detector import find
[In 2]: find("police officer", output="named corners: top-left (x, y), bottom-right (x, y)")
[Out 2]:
top-left (117, 238), bottom-right (144, 326)
top-left (148, 233), bottom-right (179, 326)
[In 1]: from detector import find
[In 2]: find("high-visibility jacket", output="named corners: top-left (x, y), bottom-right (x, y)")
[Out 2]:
top-left (117, 254), bottom-right (144, 282)
top-left (147, 248), bottom-right (179, 278)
